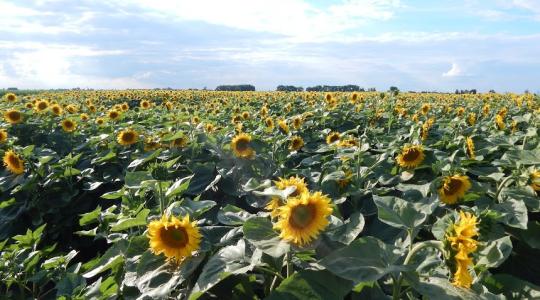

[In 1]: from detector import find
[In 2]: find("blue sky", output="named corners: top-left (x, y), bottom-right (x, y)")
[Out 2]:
top-left (1, 0), bottom-right (539, 92)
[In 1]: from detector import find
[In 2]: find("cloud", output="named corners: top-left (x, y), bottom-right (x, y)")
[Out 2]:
top-left (442, 63), bottom-right (463, 77)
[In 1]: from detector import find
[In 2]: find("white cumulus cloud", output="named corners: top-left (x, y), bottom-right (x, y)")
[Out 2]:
top-left (442, 63), bottom-right (463, 77)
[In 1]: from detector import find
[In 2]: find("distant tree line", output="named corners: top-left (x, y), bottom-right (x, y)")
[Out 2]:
top-left (305, 85), bottom-right (365, 92)
top-left (276, 85), bottom-right (304, 92)
top-left (215, 85), bottom-right (255, 91)
top-left (454, 89), bottom-right (477, 94)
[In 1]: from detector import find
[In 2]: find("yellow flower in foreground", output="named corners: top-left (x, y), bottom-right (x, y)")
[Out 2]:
top-left (326, 132), bottom-right (340, 145)
top-left (35, 100), bottom-right (49, 112)
top-left (4, 93), bottom-right (17, 102)
top-left (61, 119), bottom-right (77, 132)
top-left (231, 133), bottom-right (255, 159)
top-left (289, 136), bottom-right (304, 151)
top-left (274, 191), bottom-right (333, 246)
top-left (0, 129), bottom-right (7, 143)
top-left (447, 211), bottom-right (479, 288)
top-left (439, 175), bottom-right (472, 204)
top-left (396, 145), bottom-right (425, 168)
top-left (530, 170), bottom-right (540, 191)
top-left (3, 150), bottom-right (24, 175)
top-left (117, 129), bottom-right (139, 146)
top-left (4, 109), bottom-right (23, 124)
top-left (147, 215), bottom-right (201, 263)
top-left (266, 176), bottom-right (309, 218)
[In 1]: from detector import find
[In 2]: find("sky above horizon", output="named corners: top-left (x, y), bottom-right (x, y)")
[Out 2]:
top-left (1, 0), bottom-right (539, 92)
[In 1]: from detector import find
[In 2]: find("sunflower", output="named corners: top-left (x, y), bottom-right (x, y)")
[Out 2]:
top-left (147, 215), bottom-right (201, 263)
top-left (446, 211), bottom-right (479, 288)
top-left (140, 100), bottom-right (151, 109)
top-left (61, 119), bottom-right (77, 132)
top-left (396, 145), bottom-right (425, 168)
top-left (96, 117), bottom-right (105, 126)
top-left (121, 102), bottom-right (129, 111)
top-left (467, 113), bottom-right (476, 126)
top-left (421, 103), bottom-right (430, 115)
top-left (35, 100), bottom-right (49, 112)
top-left (439, 174), bottom-right (472, 204)
top-left (144, 139), bottom-right (161, 151)
top-left (274, 191), bottom-right (333, 246)
top-left (338, 137), bottom-right (358, 148)
top-left (260, 106), bottom-right (268, 117)
top-left (4, 109), bottom-right (23, 124)
top-left (292, 116), bottom-right (303, 129)
top-left (231, 133), bottom-right (255, 159)
top-left (278, 119), bottom-right (289, 134)
top-left (109, 110), bottom-right (121, 121)
top-left (171, 137), bottom-right (188, 148)
top-left (289, 136), bottom-right (304, 151)
top-left (266, 176), bottom-right (309, 218)
top-left (326, 132), bottom-right (340, 145)
top-left (466, 137), bottom-right (475, 159)
top-left (495, 114), bottom-right (505, 130)
top-left (80, 113), bottom-right (89, 121)
top-left (117, 129), bottom-right (139, 146)
top-left (3, 150), bottom-right (24, 175)
top-left (51, 104), bottom-right (63, 116)
top-left (265, 117), bottom-right (274, 130)
top-left (25, 102), bottom-right (34, 109)
top-left (0, 129), bottom-right (7, 143)
top-left (530, 170), bottom-right (540, 191)
top-left (242, 111), bottom-right (250, 120)
top-left (5, 93), bottom-right (16, 102)
top-left (66, 104), bottom-right (78, 113)
top-left (192, 116), bottom-right (200, 124)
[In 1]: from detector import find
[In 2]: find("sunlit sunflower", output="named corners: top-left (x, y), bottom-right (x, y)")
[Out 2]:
top-left (144, 138), bottom-right (161, 151)
top-left (231, 133), bottom-right (255, 159)
top-left (121, 102), bottom-right (129, 111)
top-left (140, 100), bottom-right (151, 109)
top-left (61, 119), bottom-right (77, 133)
top-left (3, 150), bottom-right (24, 175)
top-left (66, 104), bottom-right (78, 114)
top-left (108, 110), bottom-right (121, 120)
top-left (25, 102), bottom-right (34, 109)
top-left (265, 117), bottom-right (274, 131)
top-left (192, 116), bottom-right (200, 124)
top-left (35, 100), bottom-right (49, 112)
top-left (117, 129), bottom-right (139, 146)
top-left (171, 136), bottom-right (188, 148)
top-left (421, 103), bottom-right (430, 115)
top-left (289, 136), bottom-right (304, 151)
top-left (266, 176), bottom-right (309, 218)
top-left (292, 116), bottom-right (303, 129)
top-left (530, 170), bottom-right (540, 191)
top-left (147, 215), bottom-right (201, 263)
top-left (439, 174), bottom-right (472, 204)
top-left (274, 191), bottom-right (333, 246)
top-left (4, 109), bottom-right (23, 124)
top-left (396, 145), bottom-right (425, 168)
top-left (51, 104), bottom-right (63, 116)
top-left (467, 113), bottom-right (476, 126)
top-left (260, 106), bottom-right (268, 117)
top-left (495, 114), bottom-right (505, 130)
top-left (241, 111), bottom-right (250, 120)
top-left (338, 137), bottom-right (358, 148)
top-left (466, 137), bottom-right (475, 159)
top-left (446, 211), bottom-right (479, 288)
top-left (96, 117), bottom-right (105, 126)
top-left (326, 132), bottom-right (340, 145)
top-left (80, 113), bottom-right (89, 121)
top-left (5, 93), bottom-right (16, 102)
top-left (0, 129), bottom-right (7, 143)
top-left (278, 119), bottom-right (289, 134)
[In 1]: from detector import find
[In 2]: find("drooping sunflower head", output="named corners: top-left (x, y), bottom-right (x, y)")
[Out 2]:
top-left (231, 133), bottom-right (255, 159)
top-left (421, 103), bottom-right (430, 115)
top-left (171, 136), bottom-right (188, 148)
top-left (265, 117), bottom-right (274, 130)
top-left (396, 145), bottom-right (425, 168)
top-left (51, 104), bottom-right (63, 116)
top-left (530, 170), bottom-right (540, 191)
top-left (3, 150), bottom-right (24, 175)
top-left (278, 119), bottom-right (289, 134)
top-left (35, 100), bottom-right (49, 112)
top-left (467, 113), bottom-right (476, 126)
top-left (438, 174), bottom-right (472, 204)
top-left (289, 136), bottom-right (304, 151)
top-left (117, 128), bottom-right (139, 146)
top-left (446, 211), bottom-right (479, 288)
top-left (147, 215), bottom-right (201, 263)
top-left (326, 132), bottom-right (340, 145)
top-left (260, 106), bottom-right (268, 117)
top-left (0, 129), bottom-right (7, 143)
top-left (292, 116), bottom-right (303, 129)
top-left (241, 111), bottom-right (250, 120)
top-left (108, 110), bottom-right (121, 120)
top-left (274, 191), bottom-right (333, 246)
top-left (4, 109), bottom-right (23, 124)
top-left (455, 107), bottom-right (465, 116)
top-left (495, 114), bottom-right (505, 130)
top-left (338, 137), bottom-right (359, 148)
top-left (61, 119), bottom-right (77, 133)
top-left (466, 137), bottom-right (475, 159)
top-left (80, 113), bottom-right (89, 121)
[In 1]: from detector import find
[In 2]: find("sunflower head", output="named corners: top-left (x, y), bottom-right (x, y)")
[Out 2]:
top-left (274, 176), bottom-right (308, 198)
top-left (140, 100), bottom-right (151, 109)
top-left (108, 110), bottom-right (121, 120)
top-left (51, 104), bottom-right (63, 116)
top-left (446, 211), bottom-right (479, 288)
top-left (292, 116), bottom-right (303, 129)
top-left (278, 119), bottom-right (289, 134)
top-left (171, 136), bottom-right (188, 148)
top-left (61, 119), bottom-right (77, 133)
top-left (274, 191), bottom-right (333, 246)
top-left (242, 111), bottom-right (250, 120)
top-left (396, 145), bottom-right (425, 168)
top-left (4, 109), bottom-right (23, 124)
top-left (0, 129), bottom-right (7, 143)
top-left (467, 113), bottom-right (476, 126)
top-left (117, 129), bottom-right (139, 146)
top-left (3, 150), bottom-right (24, 175)
top-left (5, 93), bottom-right (17, 102)
top-left (439, 174), bottom-right (472, 204)
top-left (495, 114), bottom-right (505, 130)
top-left (121, 103), bottom-right (129, 111)
top-left (80, 113), bottom-right (89, 121)
top-left (96, 117), bottom-right (105, 126)
top-left (147, 215), bottom-right (201, 263)
top-left (326, 132), bottom-right (340, 145)
top-left (466, 137), bottom-right (475, 159)
top-left (265, 117), bottom-right (274, 130)
top-left (25, 102), bottom-right (34, 109)
top-left (530, 170), bottom-right (540, 191)
top-left (289, 136), bottom-right (304, 151)
top-left (231, 133), bottom-right (255, 159)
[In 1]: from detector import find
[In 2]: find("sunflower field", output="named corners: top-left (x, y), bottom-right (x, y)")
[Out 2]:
top-left (1, 90), bottom-right (539, 299)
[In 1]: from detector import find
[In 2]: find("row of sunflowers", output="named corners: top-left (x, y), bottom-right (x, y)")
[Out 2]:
top-left (0, 90), bottom-right (539, 299)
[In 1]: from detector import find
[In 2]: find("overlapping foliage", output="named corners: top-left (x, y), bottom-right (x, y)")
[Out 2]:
top-left (0, 90), bottom-right (539, 299)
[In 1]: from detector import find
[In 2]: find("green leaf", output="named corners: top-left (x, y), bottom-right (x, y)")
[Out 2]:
top-left (319, 236), bottom-right (405, 283)
top-left (373, 195), bottom-right (437, 229)
top-left (218, 205), bottom-right (253, 226)
top-left (100, 188), bottom-right (125, 200)
top-left (483, 274), bottom-right (540, 299)
top-left (0, 197), bottom-right (16, 209)
top-left (110, 209), bottom-right (150, 232)
top-left (79, 206), bottom-right (102, 226)
top-left (166, 199), bottom-right (216, 218)
top-left (165, 175), bottom-right (193, 198)
top-left (267, 270), bottom-right (354, 300)
top-left (492, 198), bottom-right (528, 229)
top-left (507, 221), bottom-right (540, 249)
top-left (189, 240), bottom-right (260, 299)
top-left (500, 186), bottom-right (539, 212)
top-left (243, 217), bottom-right (289, 258)
top-left (407, 275), bottom-right (486, 300)
top-left (125, 171), bottom-right (153, 189)
top-left (476, 236), bottom-right (513, 268)
top-left (56, 273), bottom-right (86, 297)
top-left (498, 148), bottom-right (540, 165)
top-left (326, 212), bottom-right (365, 245)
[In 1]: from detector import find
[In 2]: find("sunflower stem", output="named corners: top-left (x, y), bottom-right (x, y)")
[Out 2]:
top-left (286, 251), bottom-right (293, 278)
top-left (494, 175), bottom-right (513, 203)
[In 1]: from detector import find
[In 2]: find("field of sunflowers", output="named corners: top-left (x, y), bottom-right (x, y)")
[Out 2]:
top-left (1, 89), bottom-right (539, 299)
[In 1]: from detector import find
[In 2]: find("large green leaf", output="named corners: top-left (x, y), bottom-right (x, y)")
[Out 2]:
top-left (373, 195), bottom-right (437, 229)
top-left (319, 236), bottom-right (405, 283)
top-left (325, 212), bottom-right (365, 245)
top-left (243, 217), bottom-right (289, 258)
top-left (266, 270), bottom-right (354, 300)
top-left (476, 236), bottom-right (513, 268)
top-left (483, 274), bottom-right (540, 299)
